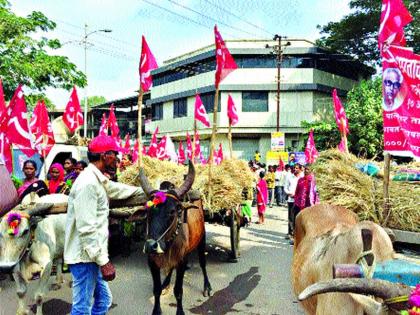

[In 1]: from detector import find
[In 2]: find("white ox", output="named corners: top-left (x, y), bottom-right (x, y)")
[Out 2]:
top-left (292, 204), bottom-right (411, 315)
top-left (0, 194), bottom-right (68, 315)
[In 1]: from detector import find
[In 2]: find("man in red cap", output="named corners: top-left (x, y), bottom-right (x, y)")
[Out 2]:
top-left (64, 135), bottom-right (144, 315)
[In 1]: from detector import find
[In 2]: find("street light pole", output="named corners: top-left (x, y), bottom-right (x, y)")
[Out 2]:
top-left (82, 24), bottom-right (112, 138)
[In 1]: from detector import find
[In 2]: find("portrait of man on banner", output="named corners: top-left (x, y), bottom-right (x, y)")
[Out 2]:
top-left (382, 67), bottom-right (405, 112)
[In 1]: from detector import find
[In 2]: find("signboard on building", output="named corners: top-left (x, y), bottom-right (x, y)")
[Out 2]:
top-left (271, 132), bottom-right (285, 151)
top-left (290, 151), bottom-right (306, 165)
top-left (266, 151), bottom-right (288, 166)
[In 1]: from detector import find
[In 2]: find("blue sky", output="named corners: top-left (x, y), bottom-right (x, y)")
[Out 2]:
top-left (11, 0), bottom-right (351, 108)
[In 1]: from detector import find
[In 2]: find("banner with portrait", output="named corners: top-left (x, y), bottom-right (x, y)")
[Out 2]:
top-left (382, 45), bottom-right (420, 158)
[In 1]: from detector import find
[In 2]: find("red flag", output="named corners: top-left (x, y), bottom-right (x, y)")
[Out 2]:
top-left (214, 25), bottom-right (237, 88)
top-left (178, 140), bottom-right (186, 165)
top-left (63, 86), bottom-right (83, 133)
top-left (108, 104), bottom-right (120, 139)
top-left (216, 143), bottom-right (224, 165)
top-left (0, 79), bottom-right (7, 133)
top-left (305, 129), bottom-right (319, 164)
top-left (99, 113), bottom-right (108, 136)
top-left (332, 89), bottom-right (349, 135)
top-left (124, 134), bottom-right (131, 151)
top-left (132, 139), bottom-right (139, 163)
top-left (139, 36), bottom-right (158, 92)
top-left (378, 0), bottom-right (412, 53)
top-left (186, 132), bottom-right (192, 160)
top-left (278, 158), bottom-right (285, 171)
top-left (0, 133), bottom-right (13, 173)
top-left (194, 130), bottom-right (201, 158)
top-left (6, 85), bottom-right (36, 157)
top-left (142, 144), bottom-right (147, 155)
top-left (194, 94), bottom-right (210, 127)
top-left (29, 100), bottom-right (55, 157)
top-left (199, 151), bottom-right (207, 165)
top-left (227, 94), bottom-right (239, 126)
top-left (382, 45), bottom-right (420, 158)
top-left (156, 136), bottom-right (167, 160)
top-left (147, 127), bottom-right (159, 157)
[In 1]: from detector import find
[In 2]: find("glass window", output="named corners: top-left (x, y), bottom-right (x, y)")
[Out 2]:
top-left (201, 92), bottom-right (221, 113)
top-left (152, 103), bottom-right (163, 121)
top-left (173, 98), bottom-right (187, 118)
top-left (242, 91), bottom-right (268, 112)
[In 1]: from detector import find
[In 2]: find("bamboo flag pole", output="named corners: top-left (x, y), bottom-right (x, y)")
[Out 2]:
top-left (42, 134), bottom-right (48, 178)
top-left (383, 153), bottom-right (391, 224)
top-left (341, 117), bottom-right (349, 154)
top-left (208, 88), bottom-right (220, 206)
top-left (192, 120), bottom-right (197, 165)
top-left (137, 87), bottom-right (144, 167)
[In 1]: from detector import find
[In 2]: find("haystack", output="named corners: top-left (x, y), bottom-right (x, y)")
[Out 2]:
top-left (119, 157), bottom-right (254, 211)
top-left (313, 149), bottom-right (420, 232)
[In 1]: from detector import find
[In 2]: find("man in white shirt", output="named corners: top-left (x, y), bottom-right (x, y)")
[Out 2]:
top-left (65, 135), bottom-right (143, 315)
top-left (284, 164), bottom-right (303, 241)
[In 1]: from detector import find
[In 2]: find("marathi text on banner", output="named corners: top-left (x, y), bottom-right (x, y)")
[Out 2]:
top-left (271, 132), bottom-right (285, 151)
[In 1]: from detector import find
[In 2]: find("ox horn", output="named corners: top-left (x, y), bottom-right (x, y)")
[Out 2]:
top-left (138, 168), bottom-right (154, 197)
top-left (298, 278), bottom-right (412, 301)
top-left (174, 160), bottom-right (195, 198)
top-left (26, 203), bottom-right (55, 217)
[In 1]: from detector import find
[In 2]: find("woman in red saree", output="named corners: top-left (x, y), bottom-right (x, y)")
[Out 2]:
top-left (256, 171), bottom-right (268, 224)
top-left (48, 163), bottom-right (65, 194)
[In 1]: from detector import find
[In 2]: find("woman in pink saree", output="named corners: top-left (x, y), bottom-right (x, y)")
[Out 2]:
top-left (256, 171), bottom-right (268, 224)
top-left (17, 160), bottom-right (49, 200)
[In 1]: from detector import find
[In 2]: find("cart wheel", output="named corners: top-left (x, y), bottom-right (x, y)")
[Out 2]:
top-left (230, 206), bottom-right (240, 262)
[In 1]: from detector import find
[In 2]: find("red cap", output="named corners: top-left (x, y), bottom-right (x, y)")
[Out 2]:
top-left (88, 135), bottom-right (121, 153)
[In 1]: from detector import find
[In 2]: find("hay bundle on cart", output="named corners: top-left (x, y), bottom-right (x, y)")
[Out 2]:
top-left (119, 156), bottom-right (254, 212)
top-left (312, 149), bottom-right (420, 232)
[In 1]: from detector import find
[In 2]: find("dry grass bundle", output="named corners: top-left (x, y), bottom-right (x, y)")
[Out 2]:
top-left (313, 149), bottom-right (420, 232)
top-left (65, 134), bottom-right (90, 146)
top-left (119, 157), bottom-right (254, 211)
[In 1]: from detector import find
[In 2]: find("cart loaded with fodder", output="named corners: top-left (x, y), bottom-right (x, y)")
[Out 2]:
top-left (119, 156), bottom-right (255, 260)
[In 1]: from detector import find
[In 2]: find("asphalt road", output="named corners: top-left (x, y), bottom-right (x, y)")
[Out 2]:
top-left (0, 206), bottom-right (303, 315)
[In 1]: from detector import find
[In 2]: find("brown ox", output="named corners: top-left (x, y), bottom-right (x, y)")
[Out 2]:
top-left (292, 204), bottom-right (397, 315)
top-left (139, 161), bottom-right (211, 315)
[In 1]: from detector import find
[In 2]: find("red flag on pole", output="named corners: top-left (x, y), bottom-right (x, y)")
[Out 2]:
top-left (338, 138), bottom-right (346, 153)
top-left (216, 143), bottom-right (224, 165)
top-left (278, 158), bottom-right (285, 171)
top-left (214, 25), bottom-right (237, 88)
top-left (199, 151), bottom-right (207, 165)
top-left (186, 132), bottom-right (192, 160)
top-left (378, 0), bottom-right (412, 53)
top-left (6, 85), bottom-right (36, 157)
top-left (0, 79), bottom-right (7, 133)
top-left (132, 139), bottom-right (139, 163)
top-left (305, 129), bottom-right (319, 164)
top-left (156, 136), bottom-right (167, 160)
top-left (332, 89), bottom-right (349, 135)
top-left (99, 113), bottom-right (108, 136)
top-left (194, 130), bottom-right (201, 158)
top-left (139, 36), bottom-right (158, 92)
top-left (0, 133), bottom-right (13, 173)
top-left (63, 86), bottom-right (83, 133)
top-left (147, 127), bottom-right (159, 157)
top-left (227, 94), bottom-right (239, 126)
top-left (108, 104), bottom-right (120, 139)
top-left (178, 140), bottom-right (186, 165)
top-left (124, 134), bottom-right (131, 151)
top-left (30, 100), bottom-right (55, 157)
top-left (194, 94), bottom-right (210, 127)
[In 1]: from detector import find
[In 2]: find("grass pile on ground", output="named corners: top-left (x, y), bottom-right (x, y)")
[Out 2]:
top-left (313, 149), bottom-right (420, 232)
top-left (119, 157), bottom-right (254, 211)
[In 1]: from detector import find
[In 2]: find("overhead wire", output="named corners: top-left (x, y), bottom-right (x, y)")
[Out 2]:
top-left (165, 0), bottom-right (259, 37)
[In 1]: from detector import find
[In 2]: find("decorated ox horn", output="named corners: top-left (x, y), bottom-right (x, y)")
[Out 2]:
top-left (174, 160), bottom-right (195, 198)
top-left (298, 278), bottom-right (412, 301)
top-left (139, 168), bottom-right (154, 197)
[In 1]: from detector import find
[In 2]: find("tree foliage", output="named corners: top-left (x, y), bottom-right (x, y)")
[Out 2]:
top-left (0, 0), bottom-right (86, 99)
top-left (302, 77), bottom-right (383, 159)
top-left (81, 96), bottom-right (107, 108)
top-left (25, 94), bottom-right (55, 112)
top-left (316, 0), bottom-right (420, 66)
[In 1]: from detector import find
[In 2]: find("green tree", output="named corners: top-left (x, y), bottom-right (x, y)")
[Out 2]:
top-left (316, 0), bottom-right (420, 66)
top-left (302, 77), bottom-right (383, 158)
top-left (0, 0), bottom-right (86, 99)
top-left (81, 96), bottom-right (107, 108)
top-left (25, 93), bottom-right (56, 112)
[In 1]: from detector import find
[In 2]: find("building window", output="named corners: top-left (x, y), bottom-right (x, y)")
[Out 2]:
top-left (173, 98), bottom-right (187, 118)
top-left (201, 92), bottom-right (220, 113)
top-left (242, 91), bottom-right (268, 112)
top-left (152, 103), bottom-right (163, 121)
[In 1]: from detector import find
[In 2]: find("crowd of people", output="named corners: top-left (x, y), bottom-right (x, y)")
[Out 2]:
top-left (245, 150), bottom-right (319, 245)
